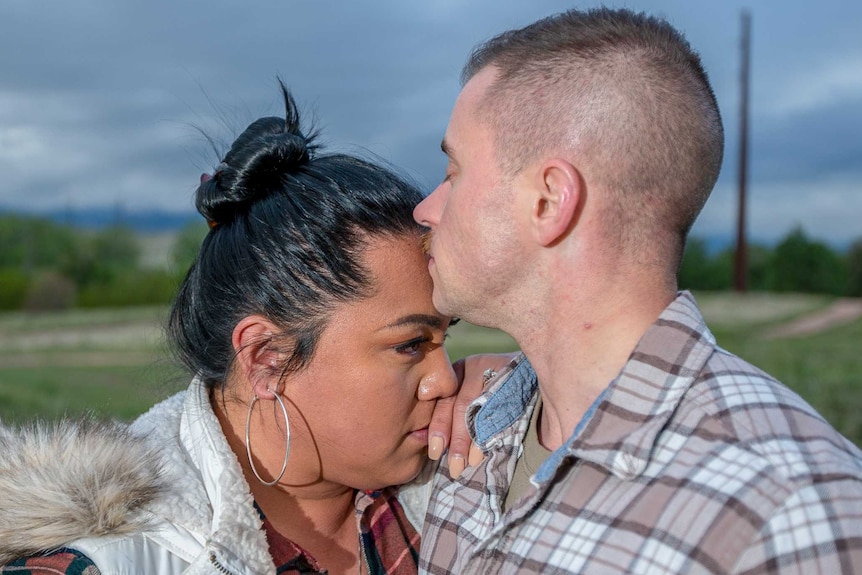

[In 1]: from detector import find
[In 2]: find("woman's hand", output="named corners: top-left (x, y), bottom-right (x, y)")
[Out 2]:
top-left (428, 352), bottom-right (519, 478)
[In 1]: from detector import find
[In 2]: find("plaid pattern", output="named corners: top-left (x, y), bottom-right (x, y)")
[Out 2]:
top-left (0, 549), bottom-right (100, 575)
top-left (421, 292), bottom-right (862, 574)
top-left (357, 488), bottom-right (421, 575)
top-left (258, 487), bottom-right (419, 574)
top-left (255, 501), bottom-right (326, 574)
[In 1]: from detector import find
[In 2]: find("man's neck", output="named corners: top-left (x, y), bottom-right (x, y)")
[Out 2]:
top-left (512, 277), bottom-right (675, 451)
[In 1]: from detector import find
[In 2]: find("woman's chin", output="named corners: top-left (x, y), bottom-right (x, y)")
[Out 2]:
top-left (357, 453), bottom-right (426, 491)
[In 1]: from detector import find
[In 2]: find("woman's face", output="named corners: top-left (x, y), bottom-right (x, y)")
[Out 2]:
top-left (284, 233), bottom-right (458, 491)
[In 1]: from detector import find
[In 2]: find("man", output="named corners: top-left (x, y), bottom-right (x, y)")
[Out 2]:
top-left (415, 8), bottom-right (862, 574)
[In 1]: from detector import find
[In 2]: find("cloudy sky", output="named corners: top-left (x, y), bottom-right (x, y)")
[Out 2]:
top-left (1, 0), bottom-right (860, 247)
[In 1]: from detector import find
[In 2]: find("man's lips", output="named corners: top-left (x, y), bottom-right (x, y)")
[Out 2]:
top-left (420, 230), bottom-right (434, 255)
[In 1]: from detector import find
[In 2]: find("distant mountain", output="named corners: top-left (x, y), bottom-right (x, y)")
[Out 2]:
top-left (1, 206), bottom-right (199, 233)
top-left (3, 206), bottom-right (849, 252)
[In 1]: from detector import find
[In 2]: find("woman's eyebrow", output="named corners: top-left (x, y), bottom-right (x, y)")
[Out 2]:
top-left (384, 314), bottom-right (444, 330)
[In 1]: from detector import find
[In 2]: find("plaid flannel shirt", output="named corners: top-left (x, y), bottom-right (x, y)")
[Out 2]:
top-left (421, 292), bottom-right (862, 574)
top-left (257, 488), bottom-right (419, 574)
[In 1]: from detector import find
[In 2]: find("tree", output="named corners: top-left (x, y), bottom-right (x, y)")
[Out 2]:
top-left (767, 226), bottom-right (846, 295)
top-left (171, 221), bottom-right (209, 276)
top-left (678, 237), bottom-right (731, 291)
top-left (845, 239), bottom-right (862, 297)
top-left (0, 269), bottom-right (29, 310)
top-left (0, 214), bottom-right (81, 270)
top-left (746, 243), bottom-right (772, 291)
top-left (92, 225), bottom-right (141, 281)
top-left (60, 225), bottom-right (141, 287)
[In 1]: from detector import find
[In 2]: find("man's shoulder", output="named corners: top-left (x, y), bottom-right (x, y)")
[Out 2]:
top-left (673, 348), bottom-right (862, 487)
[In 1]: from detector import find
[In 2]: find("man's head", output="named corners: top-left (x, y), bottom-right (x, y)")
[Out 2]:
top-left (464, 8), bottom-right (724, 250)
top-left (415, 8), bottom-right (724, 324)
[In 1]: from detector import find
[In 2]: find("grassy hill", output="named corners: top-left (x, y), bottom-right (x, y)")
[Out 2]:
top-left (1, 292), bottom-right (860, 445)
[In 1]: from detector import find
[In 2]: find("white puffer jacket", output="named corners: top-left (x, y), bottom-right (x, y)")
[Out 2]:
top-left (0, 378), bottom-right (433, 574)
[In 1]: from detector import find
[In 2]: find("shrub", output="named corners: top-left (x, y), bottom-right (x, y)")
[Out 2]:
top-left (0, 269), bottom-right (30, 310)
top-left (77, 269), bottom-right (179, 308)
top-left (24, 271), bottom-right (77, 311)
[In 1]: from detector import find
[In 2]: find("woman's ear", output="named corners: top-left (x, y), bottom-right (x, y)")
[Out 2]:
top-left (232, 315), bottom-right (285, 399)
top-left (530, 158), bottom-right (582, 247)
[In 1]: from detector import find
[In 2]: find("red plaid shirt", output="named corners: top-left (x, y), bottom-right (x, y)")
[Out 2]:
top-left (260, 487), bottom-right (420, 574)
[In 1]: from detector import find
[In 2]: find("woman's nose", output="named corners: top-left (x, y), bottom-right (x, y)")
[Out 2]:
top-left (417, 350), bottom-right (458, 401)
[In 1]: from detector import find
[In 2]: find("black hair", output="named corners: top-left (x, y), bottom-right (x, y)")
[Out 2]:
top-left (168, 81), bottom-right (423, 386)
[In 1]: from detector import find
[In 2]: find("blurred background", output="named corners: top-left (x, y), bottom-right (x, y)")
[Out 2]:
top-left (1, 1), bottom-right (860, 442)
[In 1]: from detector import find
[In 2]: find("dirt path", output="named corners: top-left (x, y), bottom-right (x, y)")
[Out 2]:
top-left (763, 298), bottom-right (862, 339)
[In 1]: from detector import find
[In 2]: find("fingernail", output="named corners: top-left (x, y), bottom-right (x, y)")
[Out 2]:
top-left (468, 442), bottom-right (484, 467)
top-left (449, 454), bottom-right (466, 479)
top-left (428, 434), bottom-right (445, 461)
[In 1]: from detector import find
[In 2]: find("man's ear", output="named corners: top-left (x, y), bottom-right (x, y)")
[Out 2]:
top-left (530, 159), bottom-right (582, 247)
top-left (232, 315), bottom-right (285, 399)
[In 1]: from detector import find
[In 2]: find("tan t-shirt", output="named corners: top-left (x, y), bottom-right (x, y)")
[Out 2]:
top-left (504, 396), bottom-right (552, 512)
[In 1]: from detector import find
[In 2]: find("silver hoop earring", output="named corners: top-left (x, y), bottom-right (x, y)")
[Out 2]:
top-left (245, 388), bottom-right (291, 486)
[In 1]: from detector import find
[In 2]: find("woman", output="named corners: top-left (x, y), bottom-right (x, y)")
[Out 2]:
top-left (0, 84), bottom-right (503, 574)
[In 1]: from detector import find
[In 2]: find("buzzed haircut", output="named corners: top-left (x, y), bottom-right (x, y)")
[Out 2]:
top-left (462, 8), bottom-right (724, 261)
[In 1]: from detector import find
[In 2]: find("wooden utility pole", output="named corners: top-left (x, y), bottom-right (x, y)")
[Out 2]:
top-left (734, 9), bottom-right (751, 292)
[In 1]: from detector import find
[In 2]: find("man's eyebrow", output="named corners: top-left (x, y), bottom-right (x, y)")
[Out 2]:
top-left (384, 314), bottom-right (444, 330)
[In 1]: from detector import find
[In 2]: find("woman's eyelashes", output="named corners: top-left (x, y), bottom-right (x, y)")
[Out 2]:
top-left (394, 336), bottom-right (430, 356)
top-left (393, 331), bottom-right (450, 357)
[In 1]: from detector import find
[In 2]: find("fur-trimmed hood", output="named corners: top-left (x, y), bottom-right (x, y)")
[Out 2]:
top-left (0, 417), bottom-right (164, 563)
top-left (0, 382), bottom-right (285, 574)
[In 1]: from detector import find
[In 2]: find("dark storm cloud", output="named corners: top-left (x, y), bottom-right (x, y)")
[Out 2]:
top-left (1, 0), bottom-right (860, 244)
top-left (750, 94), bottom-right (862, 184)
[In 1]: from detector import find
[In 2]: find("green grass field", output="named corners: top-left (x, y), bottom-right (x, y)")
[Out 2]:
top-left (0, 306), bottom-right (186, 423)
top-left (1, 293), bottom-right (860, 445)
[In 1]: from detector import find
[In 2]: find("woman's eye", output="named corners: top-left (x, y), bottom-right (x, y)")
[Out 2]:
top-left (395, 337), bottom-right (429, 356)
top-left (395, 337), bottom-right (431, 355)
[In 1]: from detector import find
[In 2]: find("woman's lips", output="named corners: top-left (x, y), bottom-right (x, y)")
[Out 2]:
top-left (409, 427), bottom-right (429, 444)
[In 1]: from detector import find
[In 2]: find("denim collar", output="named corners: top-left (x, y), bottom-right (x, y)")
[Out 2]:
top-left (468, 292), bottom-right (716, 483)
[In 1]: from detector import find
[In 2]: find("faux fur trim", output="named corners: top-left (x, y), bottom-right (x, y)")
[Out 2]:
top-left (0, 418), bottom-right (165, 563)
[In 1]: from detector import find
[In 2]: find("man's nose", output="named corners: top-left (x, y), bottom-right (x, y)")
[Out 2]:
top-left (413, 183), bottom-right (445, 228)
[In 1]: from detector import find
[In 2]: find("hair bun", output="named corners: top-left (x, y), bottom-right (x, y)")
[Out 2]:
top-left (196, 83), bottom-right (317, 225)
